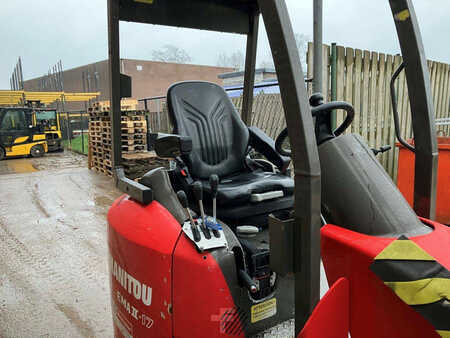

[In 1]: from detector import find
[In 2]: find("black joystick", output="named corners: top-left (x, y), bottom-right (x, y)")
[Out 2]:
top-left (177, 191), bottom-right (201, 242)
top-left (193, 181), bottom-right (211, 239)
top-left (209, 175), bottom-right (220, 238)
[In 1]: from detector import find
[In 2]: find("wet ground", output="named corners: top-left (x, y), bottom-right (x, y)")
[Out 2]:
top-left (0, 151), bottom-right (87, 176)
top-left (0, 151), bottom-right (120, 337)
top-left (0, 151), bottom-right (329, 338)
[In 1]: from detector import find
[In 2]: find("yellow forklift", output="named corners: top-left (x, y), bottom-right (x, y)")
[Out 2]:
top-left (0, 107), bottom-right (48, 160)
top-left (34, 108), bottom-right (63, 152)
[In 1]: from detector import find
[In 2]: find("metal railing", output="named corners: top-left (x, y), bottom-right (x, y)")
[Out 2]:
top-left (59, 110), bottom-right (90, 155)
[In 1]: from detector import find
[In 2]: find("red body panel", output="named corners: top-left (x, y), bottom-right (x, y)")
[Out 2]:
top-left (321, 219), bottom-right (449, 338)
top-left (172, 233), bottom-right (244, 337)
top-left (299, 277), bottom-right (349, 338)
top-left (108, 196), bottom-right (182, 337)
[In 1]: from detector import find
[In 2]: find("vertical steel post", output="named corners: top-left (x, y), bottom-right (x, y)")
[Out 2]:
top-left (13, 68), bottom-right (17, 91)
top-left (82, 71), bottom-right (88, 156)
top-left (313, 0), bottom-right (323, 94)
top-left (18, 57), bottom-right (24, 90)
top-left (108, 0), bottom-right (122, 171)
top-left (58, 60), bottom-right (64, 91)
top-left (330, 43), bottom-right (337, 129)
top-left (258, 0), bottom-right (321, 334)
top-left (389, 0), bottom-right (438, 219)
top-left (157, 99), bottom-right (161, 131)
top-left (241, 11), bottom-right (259, 126)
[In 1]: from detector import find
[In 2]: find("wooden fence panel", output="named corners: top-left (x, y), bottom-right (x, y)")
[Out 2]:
top-left (306, 43), bottom-right (450, 179)
top-left (353, 49), bottom-right (363, 136)
top-left (381, 54), bottom-right (394, 169)
top-left (442, 64), bottom-right (450, 135)
top-left (336, 46), bottom-right (346, 127)
top-left (361, 50), bottom-right (371, 142)
top-left (368, 51), bottom-right (379, 147)
top-left (375, 54), bottom-right (386, 152)
top-left (344, 47), bottom-right (354, 134)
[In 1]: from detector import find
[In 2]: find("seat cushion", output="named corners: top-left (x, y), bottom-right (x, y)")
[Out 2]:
top-left (201, 170), bottom-right (294, 206)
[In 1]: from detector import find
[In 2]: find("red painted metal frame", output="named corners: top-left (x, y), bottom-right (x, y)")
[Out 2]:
top-left (298, 277), bottom-right (349, 338)
top-left (108, 196), bottom-right (182, 337)
top-left (321, 218), bottom-right (449, 338)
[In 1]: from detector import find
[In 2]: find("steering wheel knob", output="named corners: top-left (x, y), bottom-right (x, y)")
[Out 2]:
top-left (309, 93), bottom-right (324, 107)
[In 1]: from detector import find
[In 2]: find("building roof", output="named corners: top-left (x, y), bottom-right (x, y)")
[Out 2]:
top-left (218, 67), bottom-right (276, 79)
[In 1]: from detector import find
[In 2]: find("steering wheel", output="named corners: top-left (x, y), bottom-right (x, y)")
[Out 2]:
top-left (275, 101), bottom-right (355, 156)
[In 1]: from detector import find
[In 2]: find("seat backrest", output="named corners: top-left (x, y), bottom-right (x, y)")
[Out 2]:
top-left (167, 81), bottom-right (249, 179)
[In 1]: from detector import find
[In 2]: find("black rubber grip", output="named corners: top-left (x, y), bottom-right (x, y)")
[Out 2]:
top-left (209, 175), bottom-right (219, 197)
top-left (176, 190), bottom-right (188, 208)
top-left (192, 181), bottom-right (203, 201)
top-left (192, 226), bottom-right (201, 242)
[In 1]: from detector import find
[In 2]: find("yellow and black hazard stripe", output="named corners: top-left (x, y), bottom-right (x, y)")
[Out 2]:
top-left (370, 236), bottom-right (450, 338)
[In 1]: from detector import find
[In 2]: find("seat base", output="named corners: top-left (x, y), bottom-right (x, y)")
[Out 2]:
top-left (201, 169), bottom-right (294, 207)
top-left (201, 195), bottom-right (294, 228)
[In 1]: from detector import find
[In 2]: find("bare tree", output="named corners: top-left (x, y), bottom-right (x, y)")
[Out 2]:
top-left (216, 51), bottom-right (245, 70)
top-left (258, 33), bottom-right (308, 71)
top-left (152, 45), bottom-right (192, 63)
top-left (294, 33), bottom-right (309, 66)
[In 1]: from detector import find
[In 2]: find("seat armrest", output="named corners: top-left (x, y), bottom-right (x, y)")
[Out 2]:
top-left (248, 126), bottom-right (290, 172)
top-left (154, 133), bottom-right (192, 158)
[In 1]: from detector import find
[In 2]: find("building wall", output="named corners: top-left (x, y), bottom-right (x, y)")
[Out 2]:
top-left (23, 60), bottom-right (232, 110)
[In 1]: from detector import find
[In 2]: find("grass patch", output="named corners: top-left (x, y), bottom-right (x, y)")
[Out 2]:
top-left (63, 134), bottom-right (89, 155)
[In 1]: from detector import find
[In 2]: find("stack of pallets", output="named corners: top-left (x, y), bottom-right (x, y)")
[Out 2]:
top-left (88, 105), bottom-right (148, 177)
top-left (122, 151), bottom-right (170, 180)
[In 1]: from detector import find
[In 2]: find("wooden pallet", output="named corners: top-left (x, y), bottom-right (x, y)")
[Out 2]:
top-left (89, 111), bottom-right (149, 177)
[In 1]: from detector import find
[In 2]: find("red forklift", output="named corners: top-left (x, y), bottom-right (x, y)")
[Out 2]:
top-left (106, 0), bottom-right (449, 337)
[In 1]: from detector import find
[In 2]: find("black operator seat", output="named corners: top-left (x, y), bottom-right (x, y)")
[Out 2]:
top-left (165, 81), bottom-right (294, 224)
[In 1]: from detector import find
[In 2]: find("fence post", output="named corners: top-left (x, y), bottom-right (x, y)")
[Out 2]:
top-left (66, 112), bottom-right (71, 150)
top-left (81, 111), bottom-right (85, 154)
top-left (157, 99), bottom-right (161, 131)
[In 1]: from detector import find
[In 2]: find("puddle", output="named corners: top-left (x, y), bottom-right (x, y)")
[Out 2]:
top-left (6, 159), bottom-right (39, 174)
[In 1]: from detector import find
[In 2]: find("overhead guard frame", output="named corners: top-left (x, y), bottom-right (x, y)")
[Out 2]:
top-left (108, 0), bottom-right (321, 333)
top-left (107, 0), bottom-right (438, 334)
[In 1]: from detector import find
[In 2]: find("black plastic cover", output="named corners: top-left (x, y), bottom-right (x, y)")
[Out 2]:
top-left (319, 134), bottom-right (430, 237)
top-left (154, 133), bottom-right (192, 158)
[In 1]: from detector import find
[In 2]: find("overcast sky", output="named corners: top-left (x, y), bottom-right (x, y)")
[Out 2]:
top-left (1, 0), bottom-right (449, 89)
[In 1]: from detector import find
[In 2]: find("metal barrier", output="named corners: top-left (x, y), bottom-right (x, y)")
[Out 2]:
top-left (59, 111), bottom-right (90, 155)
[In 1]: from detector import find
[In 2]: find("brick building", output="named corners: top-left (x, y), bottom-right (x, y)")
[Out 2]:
top-left (23, 59), bottom-right (232, 110)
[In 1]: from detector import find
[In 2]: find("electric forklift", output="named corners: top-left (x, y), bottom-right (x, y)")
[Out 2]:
top-left (0, 107), bottom-right (48, 160)
top-left (106, 0), bottom-right (449, 337)
top-left (34, 108), bottom-right (63, 152)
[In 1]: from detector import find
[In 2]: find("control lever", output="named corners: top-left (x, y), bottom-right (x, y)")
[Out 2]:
top-left (193, 182), bottom-right (211, 239)
top-left (239, 269), bottom-right (258, 293)
top-left (372, 145), bottom-right (392, 156)
top-left (209, 174), bottom-right (220, 238)
top-left (177, 191), bottom-right (201, 242)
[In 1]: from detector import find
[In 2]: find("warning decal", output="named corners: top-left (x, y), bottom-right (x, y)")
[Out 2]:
top-left (251, 298), bottom-right (277, 323)
top-left (394, 9), bottom-right (410, 22)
